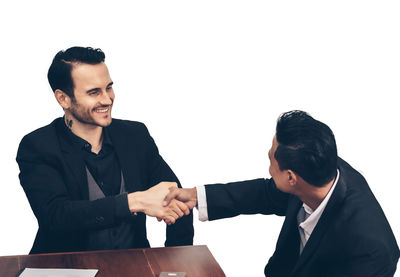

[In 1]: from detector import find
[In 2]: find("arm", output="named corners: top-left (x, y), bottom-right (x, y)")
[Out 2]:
top-left (143, 125), bottom-right (194, 246)
top-left (164, 178), bottom-right (290, 222)
top-left (128, 182), bottom-right (189, 224)
top-left (17, 135), bottom-right (184, 233)
top-left (204, 178), bottom-right (289, 220)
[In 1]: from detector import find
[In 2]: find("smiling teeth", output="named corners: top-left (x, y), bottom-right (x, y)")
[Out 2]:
top-left (95, 108), bottom-right (109, 112)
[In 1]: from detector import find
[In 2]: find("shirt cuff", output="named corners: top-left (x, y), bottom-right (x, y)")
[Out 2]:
top-left (115, 193), bottom-right (132, 218)
top-left (196, 186), bottom-right (209, 222)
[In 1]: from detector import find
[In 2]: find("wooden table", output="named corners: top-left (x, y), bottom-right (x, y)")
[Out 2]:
top-left (0, 245), bottom-right (225, 277)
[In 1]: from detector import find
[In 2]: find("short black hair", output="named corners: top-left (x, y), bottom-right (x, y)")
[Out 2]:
top-left (47, 46), bottom-right (105, 98)
top-left (274, 110), bottom-right (338, 187)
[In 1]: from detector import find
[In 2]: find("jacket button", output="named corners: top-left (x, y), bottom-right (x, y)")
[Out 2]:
top-left (96, 216), bottom-right (104, 222)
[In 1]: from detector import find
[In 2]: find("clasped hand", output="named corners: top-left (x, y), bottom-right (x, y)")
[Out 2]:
top-left (128, 182), bottom-right (193, 225)
top-left (161, 186), bottom-right (198, 224)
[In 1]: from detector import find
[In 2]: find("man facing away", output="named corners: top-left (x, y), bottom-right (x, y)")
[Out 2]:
top-left (16, 46), bottom-right (193, 254)
top-left (165, 110), bottom-right (399, 277)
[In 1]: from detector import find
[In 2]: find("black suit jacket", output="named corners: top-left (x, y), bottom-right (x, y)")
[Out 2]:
top-left (16, 118), bottom-right (193, 254)
top-left (205, 158), bottom-right (399, 276)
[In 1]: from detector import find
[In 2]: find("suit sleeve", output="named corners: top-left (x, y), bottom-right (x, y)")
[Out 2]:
top-left (16, 135), bottom-right (130, 233)
top-left (142, 125), bottom-right (194, 247)
top-left (205, 178), bottom-right (290, 221)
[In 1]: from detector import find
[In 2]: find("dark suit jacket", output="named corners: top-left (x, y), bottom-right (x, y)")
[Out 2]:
top-left (16, 118), bottom-right (193, 254)
top-left (205, 158), bottom-right (399, 276)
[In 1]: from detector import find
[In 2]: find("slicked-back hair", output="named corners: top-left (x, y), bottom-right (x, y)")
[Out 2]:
top-left (47, 46), bottom-right (105, 98)
top-left (275, 110), bottom-right (338, 187)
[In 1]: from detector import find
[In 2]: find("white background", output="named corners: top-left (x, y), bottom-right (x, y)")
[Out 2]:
top-left (0, 1), bottom-right (399, 276)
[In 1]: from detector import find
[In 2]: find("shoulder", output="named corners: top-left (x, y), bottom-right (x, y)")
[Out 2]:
top-left (107, 118), bottom-right (161, 156)
top-left (17, 118), bottom-right (63, 160)
top-left (108, 118), bottom-right (152, 140)
top-left (337, 158), bottom-right (387, 225)
top-left (338, 158), bottom-right (367, 184)
top-left (333, 159), bottom-right (399, 259)
top-left (18, 118), bottom-right (61, 149)
top-left (109, 118), bottom-right (148, 132)
top-left (337, 157), bottom-right (374, 203)
top-left (22, 118), bottom-right (61, 139)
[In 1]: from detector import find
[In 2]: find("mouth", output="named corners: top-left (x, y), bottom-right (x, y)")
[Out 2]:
top-left (93, 106), bottom-right (111, 114)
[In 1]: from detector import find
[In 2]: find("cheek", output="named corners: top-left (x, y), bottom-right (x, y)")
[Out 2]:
top-left (86, 100), bottom-right (100, 110)
top-left (109, 91), bottom-right (115, 101)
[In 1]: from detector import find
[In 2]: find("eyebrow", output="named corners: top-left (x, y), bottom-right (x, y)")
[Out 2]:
top-left (86, 82), bottom-right (113, 94)
top-left (86, 88), bottom-right (99, 94)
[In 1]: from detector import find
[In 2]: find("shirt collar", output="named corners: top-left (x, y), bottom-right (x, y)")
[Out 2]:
top-left (299, 169), bottom-right (340, 236)
top-left (61, 117), bottom-right (113, 153)
top-left (61, 118), bottom-right (88, 149)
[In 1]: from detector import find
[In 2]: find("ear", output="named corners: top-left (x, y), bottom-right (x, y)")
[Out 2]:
top-left (54, 89), bottom-right (72, 110)
top-left (287, 170), bottom-right (298, 187)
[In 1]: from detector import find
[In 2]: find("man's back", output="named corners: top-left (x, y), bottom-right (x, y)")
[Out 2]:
top-left (269, 158), bottom-right (400, 276)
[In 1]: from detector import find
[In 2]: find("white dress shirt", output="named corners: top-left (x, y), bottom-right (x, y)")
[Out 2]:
top-left (196, 184), bottom-right (209, 222)
top-left (297, 169), bottom-right (340, 254)
top-left (196, 170), bottom-right (340, 255)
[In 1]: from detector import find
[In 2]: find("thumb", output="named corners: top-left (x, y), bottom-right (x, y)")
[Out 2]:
top-left (163, 187), bottom-right (180, 207)
top-left (165, 182), bottom-right (178, 189)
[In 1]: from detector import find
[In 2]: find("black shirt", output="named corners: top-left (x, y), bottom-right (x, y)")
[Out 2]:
top-left (63, 122), bottom-right (121, 197)
top-left (61, 120), bottom-right (130, 219)
top-left (61, 121), bottom-right (136, 250)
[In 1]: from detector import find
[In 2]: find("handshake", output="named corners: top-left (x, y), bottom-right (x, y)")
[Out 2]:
top-left (127, 182), bottom-right (197, 224)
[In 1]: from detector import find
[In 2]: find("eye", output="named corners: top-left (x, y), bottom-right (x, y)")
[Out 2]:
top-left (106, 86), bottom-right (113, 91)
top-left (88, 90), bottom-right (99, 96)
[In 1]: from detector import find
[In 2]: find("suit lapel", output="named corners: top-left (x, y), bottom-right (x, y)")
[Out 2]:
top-left (107, 122), bottom-right (134, 191)
top-left (271, 197), bottom-right (303, 273)
top-left (56, 119), bottom-right (89, 199)
top-left (279, 197), bottom-right (302, 250)
top-left (292, 172), bottom-right (347, 274)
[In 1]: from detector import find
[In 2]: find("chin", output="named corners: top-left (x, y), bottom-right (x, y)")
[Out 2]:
top-left (95, 117), bottom-right (112, 127)
top-left (101, 119), bottom-right (112, 127)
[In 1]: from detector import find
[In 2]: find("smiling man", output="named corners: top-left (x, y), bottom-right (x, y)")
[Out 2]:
top-left (16, 46), bottom-right (193, 254)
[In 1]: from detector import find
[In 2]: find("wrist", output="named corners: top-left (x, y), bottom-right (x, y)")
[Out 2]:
top-left (191, 188), bottom-right (198, 206)
top-left (128, 192), bottom-right (144, 213)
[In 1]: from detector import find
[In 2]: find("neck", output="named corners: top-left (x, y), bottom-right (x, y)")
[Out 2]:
top-left (64, 115), bottom-right (103, 154)
top-left (296, 177), bottom-right (336, 210)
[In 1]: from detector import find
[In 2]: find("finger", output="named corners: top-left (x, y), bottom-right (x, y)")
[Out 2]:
top-left (170, 182), bottom-right (178, 188)
top-left (175, 200), bottom-right (190, 215)
top-left (169, 200), bottom-right (185, 217)
top-left (159, 207), bottom-right (179, 222)
top-left (163, 188), bottom-right (180, 206)
top-left (168, 208), bottom-right (181, 220)
top-left (165, 182), bottom-right (178, 189)
top-left (157, 217), bottom-right (162, 222)
top-left (164, 215), bottom-right (176, 225)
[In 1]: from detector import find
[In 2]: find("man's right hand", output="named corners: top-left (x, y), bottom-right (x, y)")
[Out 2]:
top-left (127, 182), bottom-right (190, 225)
top-left (163, 187), bottom-right (198, 210)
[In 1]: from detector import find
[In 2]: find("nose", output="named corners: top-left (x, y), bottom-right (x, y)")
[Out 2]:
top-left (100, 90), bottom-right (113, 105)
